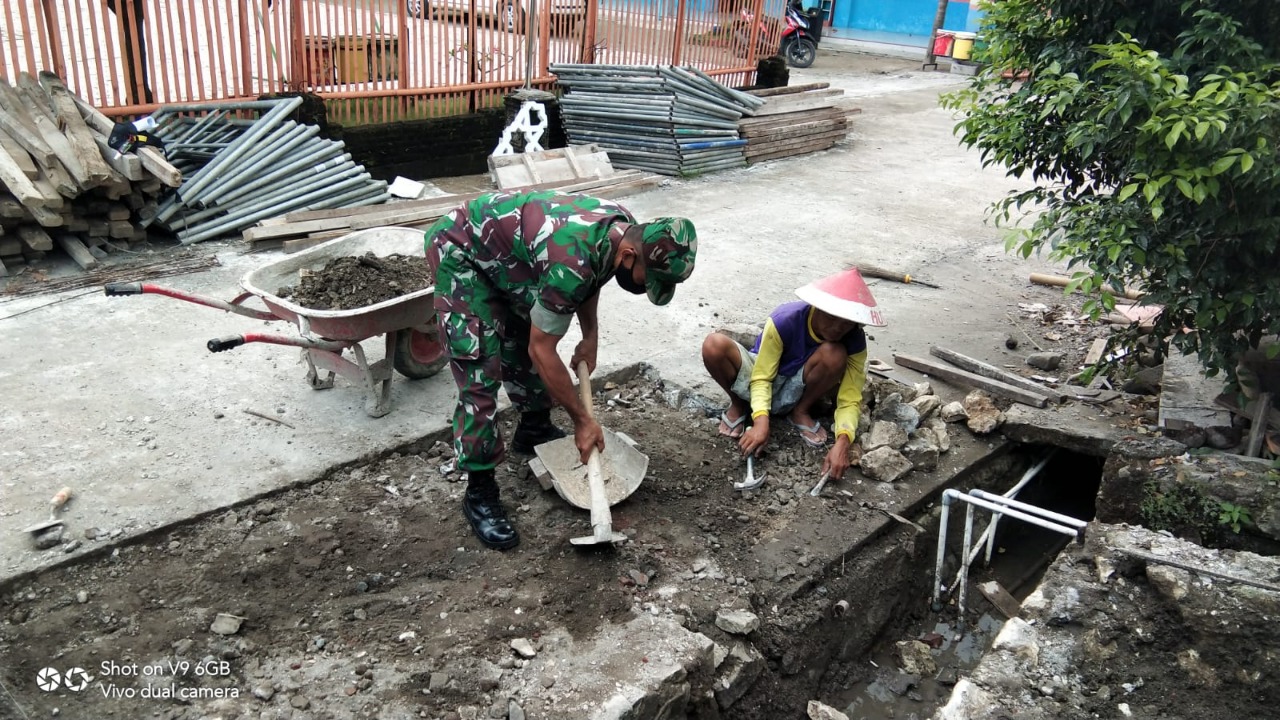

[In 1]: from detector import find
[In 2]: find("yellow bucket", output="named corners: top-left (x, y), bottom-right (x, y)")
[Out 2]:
top-left (951, 32), bottom-right (977, 61)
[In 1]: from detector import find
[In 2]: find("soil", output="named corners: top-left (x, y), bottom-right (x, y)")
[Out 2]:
top-left (282, 253), bottom-right (432, 311)
top-left (0, 373), bottom-right (877, 720)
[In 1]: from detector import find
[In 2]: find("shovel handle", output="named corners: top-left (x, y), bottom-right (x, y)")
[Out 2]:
top-left (576, 362), bottom-right (614, 542)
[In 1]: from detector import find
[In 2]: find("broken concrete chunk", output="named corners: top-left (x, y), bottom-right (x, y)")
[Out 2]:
top-left (991, 617), bottom-right (1039, 666)
top-left (962, 391), bottom-right (1004, 434)
top-left (895, 639), bottom-right (937, 676)
top-left (912, 381), bottom-right (934, 399)
top-left (909, 395), bottom-right (942, 420)
top-left (714, 609), bottom-right (760, 635)
top-left (926, 418), bottom-right (951, 453)
top-left (510, 638), bottom-right (537, 658)
top-left (1027, 352), bottom-right (1064, 371)
top-left (901, 435), bottom-right (940, 472)
top-left (864, 420), bottom-right (909, 451)
top-left (715, 324), bottom-right (764, 349)
top-left (210, 613), bottom-right (244, 635)
top-left (859, 447), bottom-right (914, 483)
top-left (940, 401), bottom-right (968, 423)
top-left (807, 700), bottom-right (851, 720)
top-left (715, 642), bottom-right (765, 709)
top-left (874, 393), bottom-right (921, 435)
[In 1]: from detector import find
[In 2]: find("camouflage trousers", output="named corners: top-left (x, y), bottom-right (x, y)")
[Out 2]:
top-left (426, 233), bottom-right (553, 472)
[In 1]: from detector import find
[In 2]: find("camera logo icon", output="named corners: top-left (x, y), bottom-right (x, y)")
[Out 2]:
top-left (35, 668), bottom-right (61, 692)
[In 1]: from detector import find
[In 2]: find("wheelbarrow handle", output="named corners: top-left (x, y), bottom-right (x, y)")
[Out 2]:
top-left (207, 335), bottom-right (246, 353)
top-left (104, 282), bottom-right (143, 296)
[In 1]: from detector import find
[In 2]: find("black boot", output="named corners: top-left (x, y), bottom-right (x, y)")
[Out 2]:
top-left (462, 471), bottom-right (519, 550)
top-left (511, 410), bottom-right (567, 454)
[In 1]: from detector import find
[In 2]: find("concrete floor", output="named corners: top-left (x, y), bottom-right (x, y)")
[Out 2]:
top-left (0, 49), bottom-right (1065, 585)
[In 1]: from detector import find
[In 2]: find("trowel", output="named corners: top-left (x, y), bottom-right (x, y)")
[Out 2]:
top-left (22, 487), bottom-right (73, 537)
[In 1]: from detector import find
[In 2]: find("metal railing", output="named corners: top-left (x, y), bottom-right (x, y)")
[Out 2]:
top-left (0, 0), bottom-right (784, 124)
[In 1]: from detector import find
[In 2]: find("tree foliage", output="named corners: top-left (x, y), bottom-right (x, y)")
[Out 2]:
top-left (942, 0), bottom-right (1280, 383)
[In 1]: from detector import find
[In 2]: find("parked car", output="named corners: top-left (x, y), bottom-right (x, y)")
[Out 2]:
top-left (407, 0), bottom-right (586, 33)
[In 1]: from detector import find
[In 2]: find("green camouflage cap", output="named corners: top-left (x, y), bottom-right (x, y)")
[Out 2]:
top-left (638, 217), bottom-right (697, 306)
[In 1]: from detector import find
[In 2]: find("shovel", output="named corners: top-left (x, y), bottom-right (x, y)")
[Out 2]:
top-left (22, 487), bottom-right (73, 537)
top-left (534, 362), bottom-right (645, 546)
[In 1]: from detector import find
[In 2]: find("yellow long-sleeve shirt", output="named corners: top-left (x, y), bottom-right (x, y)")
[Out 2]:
top-left (749, 313), bottom-right (867, 442)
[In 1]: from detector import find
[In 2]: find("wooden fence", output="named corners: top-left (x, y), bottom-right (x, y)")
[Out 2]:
top-left (0, 0), bottom-right (784, 124)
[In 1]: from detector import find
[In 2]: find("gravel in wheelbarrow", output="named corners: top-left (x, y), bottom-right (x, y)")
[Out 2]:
top-left (279, 252), bottom-right (432, 311)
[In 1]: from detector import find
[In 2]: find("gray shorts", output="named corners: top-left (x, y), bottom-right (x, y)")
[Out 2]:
top-left (728, 341), bottom-right (805, 415)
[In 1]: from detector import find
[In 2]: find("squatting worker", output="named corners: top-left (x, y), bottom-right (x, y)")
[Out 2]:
top-left (700, 268), bottom-right (885, 481)
top-left (424, 190), bottom-right (697, 550)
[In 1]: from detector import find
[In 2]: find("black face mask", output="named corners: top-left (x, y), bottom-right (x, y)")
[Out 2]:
top-left (614, 262), bottom-right (646, 295)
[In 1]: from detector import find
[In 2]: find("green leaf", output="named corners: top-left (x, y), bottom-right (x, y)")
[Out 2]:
top-left (1211, 155), bottom-right (1236, 175)
top-left (1194, 121), bottom-right (1210, 140)
top-left (1240, 153), bottom-right (1255, 173)
top-left (1118, 183), bottom-right (1139, 201)
top-left (1176, 178), bottom-right (1193, 198)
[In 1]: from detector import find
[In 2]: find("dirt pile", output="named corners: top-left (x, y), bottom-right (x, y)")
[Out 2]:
top-left (282, 252), bottom-right (431, 310)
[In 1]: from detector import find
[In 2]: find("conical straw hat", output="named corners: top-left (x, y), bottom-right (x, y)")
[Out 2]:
top-left (794, 268), bottom-right (887, 327)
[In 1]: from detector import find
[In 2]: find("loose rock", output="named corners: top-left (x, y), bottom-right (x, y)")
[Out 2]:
top-left (715, 608), bottom-right (760, 635)
top-left (1027, 352), bottom-right (1064, 371)
top-left (807, 700), bottom-right (851, 720)
top-left (875, 393), bottom-right (921, 435)
top-left (75, 591), bottom-right (88, 604)
top-left (962, 391), bottom-right (1004, 434)
top-left (901, 435), bottom-right (940, 473)
top-left (210, 613), bottom-right (243, 635)
top-left (429, 672), bottom-right (451, 691)
top-left (859, 447), bottom-right (913, 483)
top-left (864, 421), bottom-right (909, 451)
top-left (940, 402), bottom-right (968, 422)
top-left (252, 685), bottom-right (275, 701)
top-left (510, 638), bottom-right (537, 658)
top-left (289, 694), bottom-right (310, 710)
top-left (926, 418), bottom-right (951, 453)
top-left (508, 700), bottom-right (526, 720)
top-left (908, 395), bottom-right (942, 420)
top-left (895, 640), bottom-right (937, 676)
top-left (33, 526), bottom-right (63, 550)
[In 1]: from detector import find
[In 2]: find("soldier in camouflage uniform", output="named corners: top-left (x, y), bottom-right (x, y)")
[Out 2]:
top-left (424, 190), bottom-right (698, 549)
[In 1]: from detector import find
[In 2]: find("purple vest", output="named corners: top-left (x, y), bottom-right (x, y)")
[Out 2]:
top-left (752, 301), bottom-right (867, 376)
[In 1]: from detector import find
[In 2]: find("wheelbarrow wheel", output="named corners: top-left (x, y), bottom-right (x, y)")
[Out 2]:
top-left (392, 328), bottom-right (447, 379)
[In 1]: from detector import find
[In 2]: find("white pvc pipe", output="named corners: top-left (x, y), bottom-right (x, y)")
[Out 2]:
top-left (954, 493), bottom-right (1079, 536)
top-left (932, 492), bottom-right (954, 607)
top-left (984, 451), bottom-right (1056, 565)
top-left (970, 489), bottom-right (1088, 529)
top-left (958, 503), bottom-right (976, 622)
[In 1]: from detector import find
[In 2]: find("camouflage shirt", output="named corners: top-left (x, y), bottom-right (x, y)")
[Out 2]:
top-left (428, 190), bottom-right (635, 335)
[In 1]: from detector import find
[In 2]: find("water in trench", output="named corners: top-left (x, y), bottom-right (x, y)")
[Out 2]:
top-left (822, 447), bottom-right (1105, 720)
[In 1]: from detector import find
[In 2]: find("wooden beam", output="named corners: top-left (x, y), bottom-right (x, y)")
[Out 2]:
top-left (1246, 392), bottom-right (1274, 457)
top-left (70, 93), bottom-right (182, 187)
top-left (0, 143), bottom-right (54, 208)
top-left (17, 225), bottom-right (54, 251)
top-left (754, 95), bottom-right (842, 117)
top-left (37, 72), bottom-right (118, 187)
top-left (0, 83), bottom-right (58, 166)
top-left (746, 82), bottom-right (831, 97)
top-left (55, 233), bottom-right (98, 270)
top-left (0, 127), bottom-right (37, 179)
top-left (894, 353), bottom-right (1050, 408)
top-left (929, 346), bottom-right (1066, 403)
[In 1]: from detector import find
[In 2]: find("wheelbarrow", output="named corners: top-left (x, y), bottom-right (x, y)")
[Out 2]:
top-left (104, 227), bottom-right (447, 418)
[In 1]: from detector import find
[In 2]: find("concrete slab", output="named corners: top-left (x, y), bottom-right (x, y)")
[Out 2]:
top-left (0, 52), bottom-right (1067, 585)
top-left (1159, 348), bottom-right (1233, 433)
top-left (1002, 403), bottom-right (1131, 457)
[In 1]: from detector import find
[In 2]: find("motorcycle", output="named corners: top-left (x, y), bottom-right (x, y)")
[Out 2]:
top-left (780, 0), bottom-right (820, 68)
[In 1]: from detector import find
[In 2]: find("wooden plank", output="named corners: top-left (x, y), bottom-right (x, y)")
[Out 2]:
top-left (282, 236), bottom-right (334, 254)
top-left (107, 203), bottom-right (131, 221)
top-left (738, 107), bottom-right (842, 130)
top-left (70, 93), bottom-right (182, 187)
top-left (93, 134), bottom-right (144, 180)
top-left (746, 128), bottom-right (850, 153)
top-left (108, 220), bottom-right (133, 238)
top-left (0, 127), bottom-right (37, 179)
top-left (1029, 272), bottom-right (1144, 300)
top-left (761, 88), bottom-right (843, 105)
top-left (37, 71), bottom-right (118, 186)
top-left (0, 196), bottom-right (24, 217)
top-left (16, 225), bottom-right (53, 251)
top-left (930, 346), bottom-right (1066, 404)
top-left (1246, 392), bottom-right (1274, 457)
top-left (741, 116), bottom-right (846, 138)
top-left (0, 83), bottom-right (57, 165)
top-left (55, 233), bottom-right (98, 269)
top-left (28, 204), bottom-right (63, 227)
top-left (1083, 338), bottom-right (1108, 366)
top-left (894, 353), bottom-right (1050, 408)
top-left (746, 141), bottom-right (839, 164)
top-left (746, 82), bottom-right (831, 97)
top-left (978, 581), bottom-right (1022, 619)
top-left (0, 143), bottom-right (54, 208)
top-left (30, 169), bottom-right (67, 208)
top-left (743, 120), bottom-right (847, 144)
top-left (755, 95), bottom-right (842, 117)
top-left (0, 237), bottom-right (19, 256)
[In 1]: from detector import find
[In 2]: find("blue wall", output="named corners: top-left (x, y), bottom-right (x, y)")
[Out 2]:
top-left (829, 0), bottom-right (974, 38)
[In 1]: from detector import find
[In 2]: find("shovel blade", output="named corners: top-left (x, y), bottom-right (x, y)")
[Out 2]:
top-left (570, 532), bottom-right (628, 545)
top-left (22, 519), bottom-right (63, 534)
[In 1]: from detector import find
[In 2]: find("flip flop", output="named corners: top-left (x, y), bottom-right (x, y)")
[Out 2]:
top-left (718, 411), bottom-right (747, 439)
top-left (788, 418), bottom-right (828, 448)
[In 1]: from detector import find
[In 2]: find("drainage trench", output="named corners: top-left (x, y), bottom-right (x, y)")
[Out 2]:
top-left (728, 445), bottom-right (1105, 719)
